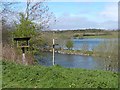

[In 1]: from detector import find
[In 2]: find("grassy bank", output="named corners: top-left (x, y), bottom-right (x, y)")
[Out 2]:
top-left (2, 60), bottom-right (118, 88)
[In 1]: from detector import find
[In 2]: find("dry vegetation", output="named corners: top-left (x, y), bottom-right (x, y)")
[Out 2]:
top-left (2, 44), bottom-right (35, 65)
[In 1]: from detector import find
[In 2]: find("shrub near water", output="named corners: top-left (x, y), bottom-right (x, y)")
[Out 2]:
top-left (2, 60), bottom-right (118, 88)
top-left (93, 39), bottom-right (118, 71)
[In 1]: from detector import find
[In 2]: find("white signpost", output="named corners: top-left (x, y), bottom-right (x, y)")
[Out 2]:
top-left (53, 39), bottom-right (55, 65)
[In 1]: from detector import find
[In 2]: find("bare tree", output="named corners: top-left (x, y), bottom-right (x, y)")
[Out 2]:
top-left (1, 2), bottom-right (18, 24)
top-left (1, 1), bottom-right (56, 30)
top-left (1, 2), bottom-right (20, 45)
top-left (81, 42), bottom-right (89, 52)
top-left (24, 0), bottom-right (56, 30)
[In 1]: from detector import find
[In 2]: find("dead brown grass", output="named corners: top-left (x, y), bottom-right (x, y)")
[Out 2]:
top-left (2, 44), bottom-right (35, 65)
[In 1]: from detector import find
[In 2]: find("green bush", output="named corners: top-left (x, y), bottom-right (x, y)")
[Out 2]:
top-left (66, 40), bottom-right (73, 50)
top-left (13, 13), bottom-right (36, 38)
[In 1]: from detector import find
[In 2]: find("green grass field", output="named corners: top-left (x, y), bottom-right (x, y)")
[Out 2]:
top-left (2, 60), bottom-right (118, 88)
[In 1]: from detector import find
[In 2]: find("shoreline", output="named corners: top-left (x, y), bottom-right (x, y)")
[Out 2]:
top-left (57, 50), bottom-right (93, 56)
top-left (42, 49), bottom-right (95, 56)
top-left (41, 49), bottom-right (112, 59)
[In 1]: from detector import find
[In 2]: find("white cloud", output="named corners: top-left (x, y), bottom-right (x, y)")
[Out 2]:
top-left (100, 3), bottom-right (118, 21)
top-left (50, 3), bottom-right (119, 30)
top-left (99, 21), bottom-right (118, 30)
top-left (50, 15), bottom-right (118, 30)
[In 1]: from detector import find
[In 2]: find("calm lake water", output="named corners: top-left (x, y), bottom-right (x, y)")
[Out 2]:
top-left (72, 38), bottom-right (117, 51)
top-left (35, 38), bottom-right (118, 71)
top-left (72, 38), bottom-right (105, 51)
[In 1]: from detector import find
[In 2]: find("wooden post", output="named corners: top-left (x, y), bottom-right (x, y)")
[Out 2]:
top-left (22, 53), bottom-right (26, 64)
top-left (22, 47), bottom-right (27, 65)
top-left (53, 39), bottom-right (55, 65)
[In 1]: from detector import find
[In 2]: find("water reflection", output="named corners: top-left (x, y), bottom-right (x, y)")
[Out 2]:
top-left (35, 52), bottom-right (117, 72)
